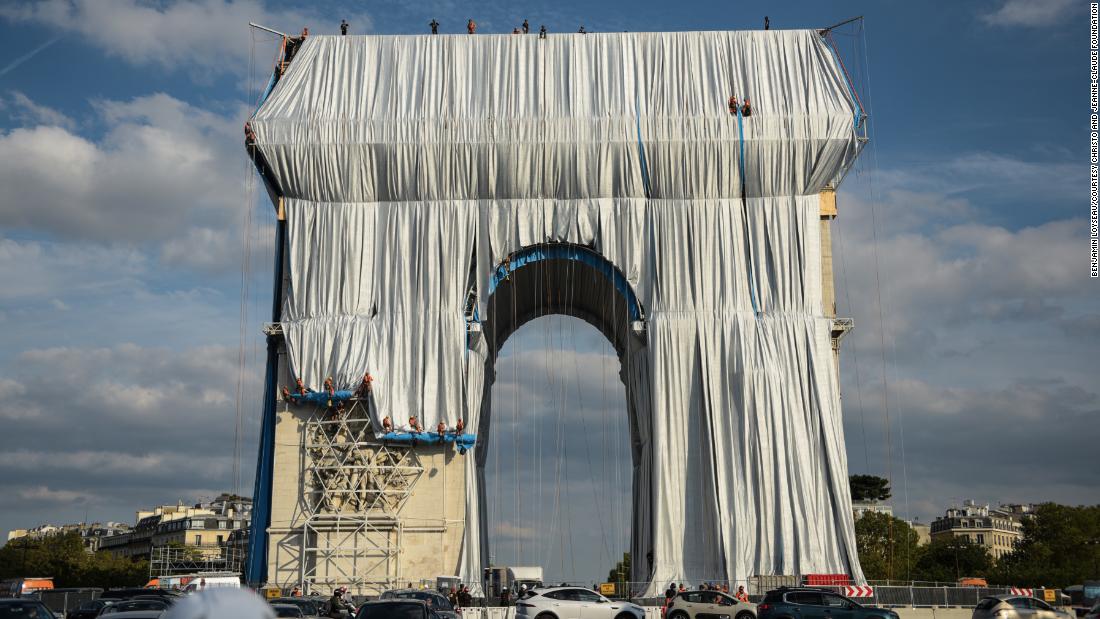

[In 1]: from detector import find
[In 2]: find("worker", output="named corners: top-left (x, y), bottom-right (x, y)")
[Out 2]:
top-left (409, 416), bottom-right (422, 433)
top-left (357, 372), bottom-right (373, 397)
top-left (735, 586), bottom-right (749, 602)
top-left (513, 27), bottom-right (520, 34)
top-left (281, 386), bottom-right (292, 402)
top-left (437, 421), bottom-right (446, 438)
top-left (539, 24), bottom-right (547, 39)
top-left (522, 19), bottom-right (530, 34)
top-left (578, 25), bottom-right (586, 34)
top-left (429, 19), bottom-right (439, 34)
top-left (456, 418), bottom-right (465, 433)
top-left (382, 416), bottom-right (393, 432)
top-left (728, 95), bottom-right (739, 115)
top-left (764, 16), bottom-right (770, 30)
top-left (243, 122), bottom-right (256, 146)
top-left (741, 97), bottom-right (752, 117)
top-left (340, 19), bottom-right (348, 35)
top-left (467, 19), bottom-right (476, 34)
top-left (323, 376), bottom-right (335, 395)
top-left (291, 586), bottom-right (302, 597)
top-left (459, 585), bottom-right (472, 607)
top-left (295, 378), bottom-right (309, 396)
top-left (448, 588), bottom-right (458, 607)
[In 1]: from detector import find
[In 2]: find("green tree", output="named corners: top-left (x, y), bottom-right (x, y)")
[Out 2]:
top-left (994, 503), bottom-right (1100, 588)
top-left (913, 536), bottom-right (991, 583)
top-left (849, 475), bottom-right (892, 503)
top-left (0, 532), bottom-right (148, 588)
top-left (854, 512), bottom-right (923, 581)
top-left (606, 553), bottom-right (631, 597)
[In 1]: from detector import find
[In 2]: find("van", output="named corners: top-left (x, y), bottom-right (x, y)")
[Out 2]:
top-left (181, 575), bottom-right (241, 592)
top-left (0, 578), bottom-right (54, 597)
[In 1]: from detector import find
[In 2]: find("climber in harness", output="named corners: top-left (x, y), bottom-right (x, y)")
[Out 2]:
top-left (409, 416), bottom-right (423, 433)
top-left (437, 422), bottom-right (447, 439)
top-left (539, 24), bottom-right (547, 39)
top-left (522, 19), bottom-right (530, 34)
top-left (430, 19), bottom-right (439, 34)
top-left (728, 95), bottom-right (739, 116)
top-left (382, 416), bottom-right (393, 432)
top-left (356, 372), bottom-right (373, 397)
top-left (741, 97), bottom-right (752, 117)
top-left (764, 16), bottom-right (770, 30)
top-left (456, 418), bottom-right (465, 434)
top-left (578, 25), bottom-right (586, 34)
top-left (295, 378), bottom-right (310, 396)
top-left (340, 19), bottom-right (348, 35)
top-left (467, 19), bottom-right (477, 34)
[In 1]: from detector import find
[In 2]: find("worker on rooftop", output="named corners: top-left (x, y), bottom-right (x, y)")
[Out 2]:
top-left (467, 19), bottom-right (476, 34)
top-left (522, 19), bottom-right (529, 34)
top-left (429, 19), bottom-right (439, 34)
top-left (578, 25), bottom-right (586, 34)
top-left (539, 24), bottom-right (547, 39)
top-left (340, 19), bottom-right (348, 35)
top-left (765, 16), bottom-right (770, 30)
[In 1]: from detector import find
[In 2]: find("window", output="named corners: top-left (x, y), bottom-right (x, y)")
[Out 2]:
top-left (786, 592), bottom-right (823, 606)
top-left (571, 590), bottom-right (602, 603)
top-left (216, 535), bottom-right (224, 545)
top-left (682, 593), bottom-right (705, 604)
top-left (219, 521), bottom-right (227, 529)
top-left (1008, 598), bottom-right (1030, 609)
top-left (1030, 600), bottom-right (1053, 611)
top-left (823, 595), bottom-right (851, 609)
top-left (543, 591), bottom-right (570, 601)
top-left (195, 535), bottom-right (202, 545)
top-left (977, 534), bottom-right (985, 544)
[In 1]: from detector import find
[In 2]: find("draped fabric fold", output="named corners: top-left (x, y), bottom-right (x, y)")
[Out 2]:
top-left (252, 29), bottom-right (864, 594)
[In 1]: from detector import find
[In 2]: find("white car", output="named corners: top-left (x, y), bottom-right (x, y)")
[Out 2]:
top-left (516, 587), bottom-right (646, 619)
top-left (666, 590), bottom-right (756, 619)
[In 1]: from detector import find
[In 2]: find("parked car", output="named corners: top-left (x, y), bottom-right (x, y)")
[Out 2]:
top-left (97, 591), bottom-right (178, 603)
top-left (1083, 603), bottom-right (1100, 619)
top-left (98, 598), bottom-right (170, 615)
top-left (378, 590), bottom-right (457, 619)
top-left (757, 588), bottom-right (900, 619)
top-left (974, 596), bottom-right (1074, 619)
top-left (268, 598), bottom-right (322, 617)
top-left (272, 604), bottom-right (305, 618)
top-left (666, 590), bottom-right (756, 619)
top-left (515, 586), bottom-right (646, 619)
top-left (355, 600), bottom-right (435, 619)
top-left (66, 599), bottom-right (113, 619)
top-left (92, 613), bottom-right (163, 619)
top-left (0, 598), bottom-right (56, 619)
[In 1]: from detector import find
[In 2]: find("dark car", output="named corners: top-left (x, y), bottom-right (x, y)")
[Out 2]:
top-left (98, 598), bottom-right (170, 615)
top-left (0, 598), bottom-right (56, 619)
top-left (355, 600), bottom-right (436, 619)
top-left (378, 590), bottom-right (456, 619)
top-left (272, 604), bottom-right (305, 618)
top-left (269, 598), bottom-right (322, 617)
top-left (758, 588), bottom-right (899, 619)
top-left (66, 599), bottom-right (113, 619)
top-left (97, 591), bottom-right (178, 602)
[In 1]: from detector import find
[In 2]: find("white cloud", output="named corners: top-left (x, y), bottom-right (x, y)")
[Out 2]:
top-left (3, 92), bottom-right (75, 129)
top-left (980, 0), bottom-right (1078, 28)
top-left (0, 0), bottom-right (372, 79)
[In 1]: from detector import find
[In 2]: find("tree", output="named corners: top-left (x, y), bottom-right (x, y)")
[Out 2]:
top-left (854, 512), bottom-right (923, 581)
top-left (849, 475), bottom-right (891, 503)
top-left (0, 532), bottom-right (148, 588)
top-left (994, 503), bottom-right (1100, 588)
top-left (606, 553), bottom-right (630, 597)
top-left (913, 536), bottom-right (991, 583)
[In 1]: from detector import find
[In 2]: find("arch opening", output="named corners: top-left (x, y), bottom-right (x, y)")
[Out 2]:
top-left (473, 242), bottom-right (652, 588)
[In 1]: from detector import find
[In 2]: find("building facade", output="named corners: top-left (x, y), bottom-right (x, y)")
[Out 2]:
top-left (930, 500), bottom-right (1032, 559)
top-left (99, 494), bottom-right (252, 566)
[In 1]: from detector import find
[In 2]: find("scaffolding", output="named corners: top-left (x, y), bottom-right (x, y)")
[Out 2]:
top-left (149, 544), bottom-right (245, 578)
top-left (297, 397), bottom-right (424, 595)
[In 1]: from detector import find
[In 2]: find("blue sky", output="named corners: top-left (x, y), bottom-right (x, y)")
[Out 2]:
top-left (0, 0), bottom-right (1093, 585)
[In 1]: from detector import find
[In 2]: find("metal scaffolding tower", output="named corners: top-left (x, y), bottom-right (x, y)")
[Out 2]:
top-left (149, 545), bottom-right (245, 578)
top-left (297, 398), bottom-right (424, 594)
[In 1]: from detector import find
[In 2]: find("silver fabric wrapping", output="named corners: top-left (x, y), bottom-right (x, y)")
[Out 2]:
top-left (252, 29), bottom-right (864, 593)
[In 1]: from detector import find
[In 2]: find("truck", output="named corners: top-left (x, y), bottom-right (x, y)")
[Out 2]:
top-left (507, 567), bottom-right (544, 596)
top-left (0, 577), bottom-right (54, 597)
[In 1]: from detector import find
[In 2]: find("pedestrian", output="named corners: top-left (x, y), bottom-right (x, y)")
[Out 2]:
top-left (735, 586), bottom-right (749, 602)
top-left (678, 584), bottom-right (686, 592)
top-left (467, 19), bottom-right (476, 34)
top-left (340, 19), bottom-right (348, 35)
top-left (429, 19), bottom-right (439, 34)
top-left (539, 24), bottom-right (547, 39)
top-left (459, 585), bottom-right (472, 607)
top-left (291, 586), bottom-right (302, 597)
top-left (499, 587), bottom-right (511, 606)
top-left (664, 582), bottom-right (676, 603)
top-left (448, 587), bottom-right (458, 607)
top-left (522, 19), bottom-right (529, 34)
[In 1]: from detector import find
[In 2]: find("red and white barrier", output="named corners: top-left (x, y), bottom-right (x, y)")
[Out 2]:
top-left (1010, 588), bottom-right (1033, 597)
top-left (844, 586), bottom-right (874, 598)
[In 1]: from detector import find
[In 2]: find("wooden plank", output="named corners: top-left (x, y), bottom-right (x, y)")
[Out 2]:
top-left (819, 188), bottom-right (837, 217)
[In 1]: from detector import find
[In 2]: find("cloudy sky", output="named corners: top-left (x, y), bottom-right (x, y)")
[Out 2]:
top-left (0, 0), bottom-right (1093, 585)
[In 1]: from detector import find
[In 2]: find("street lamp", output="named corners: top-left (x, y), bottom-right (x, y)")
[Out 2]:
top-left (945, 542), bottom-right (963, 583)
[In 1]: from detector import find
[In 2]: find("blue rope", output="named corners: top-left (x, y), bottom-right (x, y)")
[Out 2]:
top-left (737, 106), bottom-right (761, 317)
